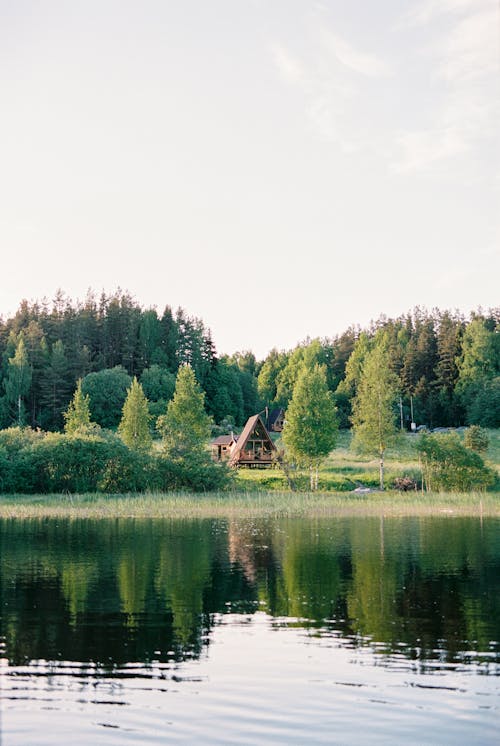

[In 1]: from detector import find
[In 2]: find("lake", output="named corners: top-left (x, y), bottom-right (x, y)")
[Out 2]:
top-left (1, 514), bottom-right (499, 744)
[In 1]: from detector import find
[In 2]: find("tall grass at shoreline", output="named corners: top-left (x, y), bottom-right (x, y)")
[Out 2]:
top-left (0, 489), bottom-right (497, 520)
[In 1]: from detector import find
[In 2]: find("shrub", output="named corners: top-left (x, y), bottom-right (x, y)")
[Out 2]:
top-left (417, 432), bottom-right (495, 492)
top-left (0, 427), bottom-right (232, 495)
top-left (153, 453), bottom-right (233, 492)
top-left (463, 425), bottom-right (489, 453)
top-left (0, 428), bottom-right (43, 493)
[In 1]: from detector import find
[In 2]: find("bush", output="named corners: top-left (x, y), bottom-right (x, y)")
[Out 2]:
top-left (0, 428), bottom-right (44, 492)
top-left (26, 433), bottom-right (145, 493)
top-left (417, 432), bottom-right (496, 492)
top-left (463, 425), bottom-right (489, 453)
top-left (0, 427), bottom-right (233, 494)
top-left (153, 453), bottom-right (233, 492)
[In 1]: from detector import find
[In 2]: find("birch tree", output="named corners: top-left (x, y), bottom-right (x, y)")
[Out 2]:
top-left (282, 363), bottom-right (338, 491)
top-left (351, 337), bottom-right (399, 490)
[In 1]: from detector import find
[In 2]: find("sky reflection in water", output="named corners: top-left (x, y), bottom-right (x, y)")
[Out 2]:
top-left (1, 515), bottom-right (499, 744)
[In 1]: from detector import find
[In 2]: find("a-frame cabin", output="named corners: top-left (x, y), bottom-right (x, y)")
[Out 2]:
top-left (229, 414), bottom-right (277, 468)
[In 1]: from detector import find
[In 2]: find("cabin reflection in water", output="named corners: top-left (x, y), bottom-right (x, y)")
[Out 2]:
top-left (211, 414), bottom-right (276, 468)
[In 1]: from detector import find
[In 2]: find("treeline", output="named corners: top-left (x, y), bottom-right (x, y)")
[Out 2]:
top-left (0, 292), bottom-right (499, 432)
top-left (258, 307), bottom-right (499, 429)
top-left (0, 290), bottom-right (258, 431)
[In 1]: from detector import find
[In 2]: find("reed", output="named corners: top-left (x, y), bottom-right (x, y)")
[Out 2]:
top-left (0, 489), bottom-right (497, 520)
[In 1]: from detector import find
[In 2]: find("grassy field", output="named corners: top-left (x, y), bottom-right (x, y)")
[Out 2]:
top-left (236, 429), bottom-right (500, 492)
top-left (0, 430), bottom-right (497, 520)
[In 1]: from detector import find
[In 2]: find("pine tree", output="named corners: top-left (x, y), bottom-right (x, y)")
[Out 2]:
top-left (64, 379), bottom-right (92, 434)
top-left (157, 365), bottom-right (212, 458)
top-left (351, 337), bottom-right (399, 490)
top-left (40, 339), bottom-right (71, 430)
top-left (282, 363), bottom-right (338, 490)
top-left (118, 378), bottom-right (152, 451)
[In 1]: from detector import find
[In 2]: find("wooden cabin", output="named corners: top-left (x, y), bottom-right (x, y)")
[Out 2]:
top-left (229, 414), bottom-right (276, 468)
top-left (211, 433), bottom-right (238, 462)
top-left (266, 407), bottom-right (285, 432)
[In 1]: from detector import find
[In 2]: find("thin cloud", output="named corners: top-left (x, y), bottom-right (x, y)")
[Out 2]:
top-left (271, 44), bottom-right (307, 85)
top-left (269, 24), bottom-right (389, 148)
top-left (320, 29), bottom-right (391, 78)
top-left (401, 0), bottom-right (491, 27)
top-left (436, 7), bottom-right (498, 81)
top-left (392, 128), bottom-right (468, 174)
top-left (391, 0), bottom-right (498, 173)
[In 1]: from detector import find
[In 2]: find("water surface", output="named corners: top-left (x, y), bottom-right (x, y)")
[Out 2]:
top-left (1, 515), bottom-right (498, 744)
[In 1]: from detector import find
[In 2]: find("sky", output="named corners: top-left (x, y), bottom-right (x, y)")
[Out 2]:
top-left (1, 0), bottom-right (498, 359)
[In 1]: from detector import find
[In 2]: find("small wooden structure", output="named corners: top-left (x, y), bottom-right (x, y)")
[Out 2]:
top-left (266, 407), bottom-right (285, 432)
top-left (211, 433), bottom-right (238, 463)
top-left (229, 414), bottom-right (276, 468)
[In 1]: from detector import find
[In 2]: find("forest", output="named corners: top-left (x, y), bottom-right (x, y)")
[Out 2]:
top-left (0, 290), bottom-right (498, 434)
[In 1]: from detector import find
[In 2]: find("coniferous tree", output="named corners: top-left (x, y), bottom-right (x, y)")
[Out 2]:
top-left (40, 339), bottom-right (72, 430)
top-left (64, 379), bottom-right (92, 434)
top-left (157, 365), bottom-right (212, 458)
top-left (118, 378), bottom-right (152, 451)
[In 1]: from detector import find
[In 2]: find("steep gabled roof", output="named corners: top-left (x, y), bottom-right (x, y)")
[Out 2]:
top-left (229, 414), bottom-right (276, 465)
top-left (267, 407), bottom-right (284, 427)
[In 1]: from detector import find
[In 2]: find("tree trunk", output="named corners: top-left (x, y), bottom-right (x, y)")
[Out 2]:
top-left (275, 452), bottom-right (297, 491)
top-left (379, 451), bottom-right (385, 490)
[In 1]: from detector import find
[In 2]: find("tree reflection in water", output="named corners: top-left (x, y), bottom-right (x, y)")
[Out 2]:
top-left (0, 515), bottom-right (499, 671)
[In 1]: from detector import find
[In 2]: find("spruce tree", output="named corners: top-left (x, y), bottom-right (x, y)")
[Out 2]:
top-left (64, 379), bottom-right (92, 434)
top-left (351, 336), bottom-right (399, 490)
top-left (118, 378), bottom-right (152, 451)
top-left (157, 365), bottom-right (212, 458)
top-left (282, 363), bottom-right (338, 490)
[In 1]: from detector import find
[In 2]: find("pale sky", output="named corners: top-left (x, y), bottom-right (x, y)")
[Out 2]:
top-left (1, 0), bottom-right (498, 359)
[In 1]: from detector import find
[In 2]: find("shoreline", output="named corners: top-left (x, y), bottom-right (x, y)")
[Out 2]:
top-left (0, 490), bottom-right (498, 520)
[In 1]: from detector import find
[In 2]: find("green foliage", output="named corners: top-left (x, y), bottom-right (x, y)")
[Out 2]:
top-left (282, 363), bottom-right (338, 489)
top-left (40, 339), bottom-right (72, 430)
top-left (154, 453), bottom-right (232, 492)
top-left (463, 377), bottom-right (500, 428)
top-left (118, 378), bottom-right (152, 451)
top-left (0, 292), bottom-right (498, 435)
top-left (81, 366), bottom-right (132, 428)
top-left (275, 340), bottom-right (325, 408)
top-left (463, 425), bottom-right (489, 453)
top-left (351, 337), bottom-right (399, 488)
top-left (140, 364), bottom-right (176, 419)
top-left (417, 432), bottom-right (495, 492)
top-left (25, 432), bottom-right (148, 493)
top-left (3, 335), bottom-right (32, 426)
top-left (63, 379), bottom-right (92, 433)
top-left (0, 427), bottom-right (43, 492)
top-left (157, 365), bottom-right (212, 458)
top-left (257, 348), bottom-right (288, 406)
top-left (0, 424), bottom-right (232, 495)
top-left (204, 358), bottom-right (244, 425)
